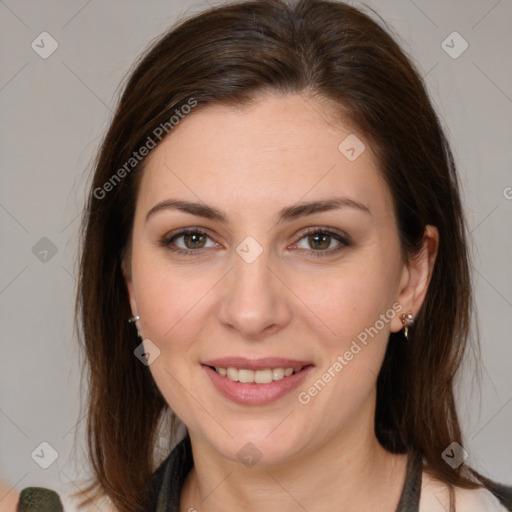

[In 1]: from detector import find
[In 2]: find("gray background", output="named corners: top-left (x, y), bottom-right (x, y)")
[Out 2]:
top-left (1, 0), bottom-right (511, 503)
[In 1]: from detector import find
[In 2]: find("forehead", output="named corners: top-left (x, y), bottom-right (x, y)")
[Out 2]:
top-left (137, 93), bottom-right (393, 222)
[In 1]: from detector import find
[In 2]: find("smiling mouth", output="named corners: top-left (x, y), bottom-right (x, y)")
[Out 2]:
top-left (206, 365), bottom-right (309, 384)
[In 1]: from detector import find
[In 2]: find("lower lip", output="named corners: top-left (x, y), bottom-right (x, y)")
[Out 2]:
top-left (202, 365), bottom-right (314, 405)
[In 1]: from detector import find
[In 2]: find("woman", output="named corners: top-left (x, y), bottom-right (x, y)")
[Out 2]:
top-left (9, 0), bottom-right (512, 511)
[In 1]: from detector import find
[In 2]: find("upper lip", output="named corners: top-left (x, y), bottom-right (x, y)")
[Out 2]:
top-left (202, 357), bottom-right (314, 371)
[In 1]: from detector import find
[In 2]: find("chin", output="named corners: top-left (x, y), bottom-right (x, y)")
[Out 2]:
top-left (200, 418), bottom-right (314, 468)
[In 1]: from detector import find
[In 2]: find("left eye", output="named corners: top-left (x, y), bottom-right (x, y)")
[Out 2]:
top-left (294, 229), bottom-right (350, 255)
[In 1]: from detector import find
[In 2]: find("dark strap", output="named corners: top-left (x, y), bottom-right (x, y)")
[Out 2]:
top-left (469, 471), bottom-right (512, 511)
top-left (152, 434), bottom-right (193, 512)
top-left (394, 451), bottom-right (422, 512)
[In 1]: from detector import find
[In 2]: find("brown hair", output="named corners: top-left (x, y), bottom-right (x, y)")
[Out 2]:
top-left (76, 0), bottom-right (481, 510)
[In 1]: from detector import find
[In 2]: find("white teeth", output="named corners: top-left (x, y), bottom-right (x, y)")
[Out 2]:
top-left (272, 368), bottom-right (284, 380)
top-left (214, 366), bottom-right (303, 383)
top-left (227, 367), bottom-right (239, 381)
top-left (255, 369), bottom-right (273, 384)
top-left (238, 369), bottom-right (254, 383)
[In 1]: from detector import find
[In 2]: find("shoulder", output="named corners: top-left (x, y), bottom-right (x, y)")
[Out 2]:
top-left (0, 481), bottom-right (19, 512)
top-left (420, 471), bottom-right (511, 511)
top-left (58, 487), bottom-right (118, 512)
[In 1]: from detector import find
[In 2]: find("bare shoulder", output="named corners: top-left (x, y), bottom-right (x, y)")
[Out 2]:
top-left (0, 481), bottom-right (20, 512)
top-left (419, 471), bottom-right (509, 511)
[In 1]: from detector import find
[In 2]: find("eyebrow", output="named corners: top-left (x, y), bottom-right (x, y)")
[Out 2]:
top-left (145, 197), bottom-right (371, 224)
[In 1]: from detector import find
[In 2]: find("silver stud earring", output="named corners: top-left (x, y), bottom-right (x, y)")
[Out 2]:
top-left (400, 312), bottom-right (414, 340)
top-left (128, 315), bottom-right (142, 340)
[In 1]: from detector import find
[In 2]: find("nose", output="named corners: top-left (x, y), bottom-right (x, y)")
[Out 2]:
top-left (217, 244), bottom-right (292, 340)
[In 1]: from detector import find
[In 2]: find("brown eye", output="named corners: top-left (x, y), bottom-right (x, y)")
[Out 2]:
top-left (162, 229), bottom-right (218, 254)
top-left (182, 232), bottom-right (207, 249)
top-left (294, 228), bottom-right (351, 257)
top-left (307, 233), bottom-right (332, 250)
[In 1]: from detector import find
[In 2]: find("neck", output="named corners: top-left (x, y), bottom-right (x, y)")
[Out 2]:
top-left (180, 412), bottom-right (408, 512)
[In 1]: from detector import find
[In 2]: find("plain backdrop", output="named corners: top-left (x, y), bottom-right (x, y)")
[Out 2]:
top-left (1, 0), bottom-right (511, 502)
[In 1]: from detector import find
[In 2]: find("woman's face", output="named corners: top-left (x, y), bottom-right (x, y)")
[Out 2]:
top-left (125, 93), bottom-right (415, 466)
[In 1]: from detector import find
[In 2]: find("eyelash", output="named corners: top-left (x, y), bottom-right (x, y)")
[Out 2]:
top-left (161, 227), bottom-right (351, 258)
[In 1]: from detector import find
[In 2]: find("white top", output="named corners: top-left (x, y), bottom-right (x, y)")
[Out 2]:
top-left (53, 472), bottom-right (509, 512)
top-left (420, 472), bottom-right (508, 511)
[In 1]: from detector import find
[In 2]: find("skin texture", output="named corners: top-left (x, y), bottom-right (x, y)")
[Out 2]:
top-left (0, 482), bottom-right (19, 512)
top-left (124, 93), bottom-right (438, 512)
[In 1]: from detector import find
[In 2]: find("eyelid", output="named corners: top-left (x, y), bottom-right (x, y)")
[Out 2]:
top-left (161, 227), bottom-right (219, 248)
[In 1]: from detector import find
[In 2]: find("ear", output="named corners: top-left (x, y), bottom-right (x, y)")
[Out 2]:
top-left (390, 225), bottom-right (439, 333)
top-left (121, 248), bottom-right (138, 319)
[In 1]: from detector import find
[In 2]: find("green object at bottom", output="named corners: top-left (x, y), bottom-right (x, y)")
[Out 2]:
top-left (17, 487), bottom-right (64, 512)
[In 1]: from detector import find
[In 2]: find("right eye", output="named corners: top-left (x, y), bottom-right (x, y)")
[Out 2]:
top-left (161, 228), bottom-right (220, 255)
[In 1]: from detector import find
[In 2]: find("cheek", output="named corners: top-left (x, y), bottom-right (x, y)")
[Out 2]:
top-left (130, 253), bottom-right (211, 422)
top-left (130, 248), bottom-right (215, 347)
top-left (294, 259), bottom-right (398, 347)
top-left (294, 269), bottom-right (397, 428)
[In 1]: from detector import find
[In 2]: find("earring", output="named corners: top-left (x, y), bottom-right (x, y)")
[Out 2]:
top-left (128, 315), bottom-right (142, 340)
top-left (400, 312), bottom-right (414, 340)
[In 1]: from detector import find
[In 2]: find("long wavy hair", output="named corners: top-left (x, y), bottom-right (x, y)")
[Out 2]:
top-left (75, 0), bottom-right (482, 510)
